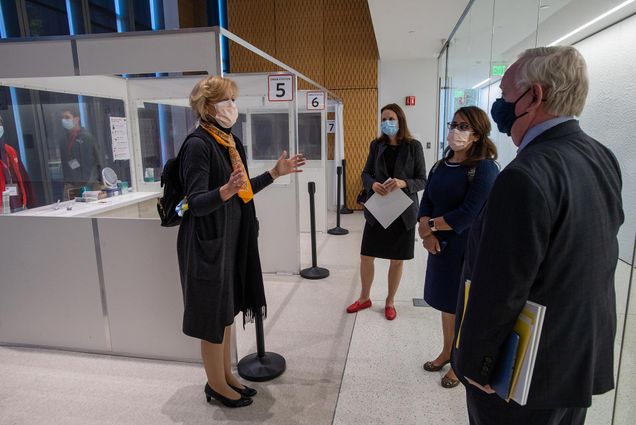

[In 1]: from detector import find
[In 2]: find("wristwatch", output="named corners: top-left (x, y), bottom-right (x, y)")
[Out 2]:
top-left (428, 218), bottom-right (437, 232)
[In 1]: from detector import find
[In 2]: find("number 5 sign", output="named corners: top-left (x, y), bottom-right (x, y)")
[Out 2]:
top-left (268, 74), bottom-right (294, 102)
top-left (307, 91), bottom-right (325, 110)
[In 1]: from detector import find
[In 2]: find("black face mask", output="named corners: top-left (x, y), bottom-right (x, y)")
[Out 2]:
top-left (491, 88), bottom-right (531, 136)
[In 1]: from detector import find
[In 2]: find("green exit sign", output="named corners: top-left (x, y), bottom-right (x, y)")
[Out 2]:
top-left (491, 64), bottom-right (507, 76)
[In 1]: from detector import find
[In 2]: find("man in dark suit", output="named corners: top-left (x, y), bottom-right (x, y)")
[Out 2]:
top-left (452, 46), bottom-right (623, 425)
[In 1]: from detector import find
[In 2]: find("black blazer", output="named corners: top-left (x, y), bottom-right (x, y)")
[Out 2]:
top-left (361, 138), bottom-right (427, 230)
top-left (452, 120), bottom-right (624, 408)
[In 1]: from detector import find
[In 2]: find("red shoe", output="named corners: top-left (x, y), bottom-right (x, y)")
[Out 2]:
top-left (346, 299), bottom-right (372, 313)
top-left (385, 305), bottom-right (397, 320)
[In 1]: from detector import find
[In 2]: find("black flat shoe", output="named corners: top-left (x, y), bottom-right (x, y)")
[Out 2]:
top-left (204, 383), bottom-right (253, 408)
top-left (229, 383), bottom-right (257, 397)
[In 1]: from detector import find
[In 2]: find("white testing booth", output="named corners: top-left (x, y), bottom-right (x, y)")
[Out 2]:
top-left (0, 27), bottom-right (341, 361)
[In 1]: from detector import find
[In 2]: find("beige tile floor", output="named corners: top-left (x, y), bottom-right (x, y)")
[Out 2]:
top-left (0, 211), bottom-right (634, 425)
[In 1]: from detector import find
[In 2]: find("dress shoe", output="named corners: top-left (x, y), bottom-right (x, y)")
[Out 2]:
top-left (385, 305), bottom-right (396, 320)
top-left (423, 359), bottom-right (450, 372)
top-left (346, 299), bottom-right (372, 313)
top-left (229, 383), bottom-right (257, 397)
top-left (204, 383), bottom-right (253, 408)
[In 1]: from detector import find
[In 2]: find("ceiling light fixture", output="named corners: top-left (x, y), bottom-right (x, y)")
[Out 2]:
top-left (471, 78), bottom-right (491, 89)
top-left (548, 0), bottom-right (635, 46)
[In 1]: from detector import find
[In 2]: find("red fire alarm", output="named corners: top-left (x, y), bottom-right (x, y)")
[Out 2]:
top-left (405, 96), bottom-right (416, 106)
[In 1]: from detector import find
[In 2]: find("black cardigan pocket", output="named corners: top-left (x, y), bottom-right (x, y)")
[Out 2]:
top-left (191, 234), bottom-right (225, 280)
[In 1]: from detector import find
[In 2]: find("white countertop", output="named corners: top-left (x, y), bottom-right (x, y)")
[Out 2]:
top-left (9, 192), bottom-right (160, 218)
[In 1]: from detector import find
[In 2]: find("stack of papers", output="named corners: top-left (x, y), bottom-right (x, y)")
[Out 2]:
top-left (505, 301), bottom-right (546, 405)
top-left (458, 279), bottom-right (546, 406)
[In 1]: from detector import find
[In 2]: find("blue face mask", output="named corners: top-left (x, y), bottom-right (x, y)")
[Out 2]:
top-left (381, 120), bottom-right (399, 137)
top-left (490, 88), bottom-right (531, 136)
top-left (0, 126), bottom-right (4, 139)
top-left (62, 118), bottom-right (75, 130)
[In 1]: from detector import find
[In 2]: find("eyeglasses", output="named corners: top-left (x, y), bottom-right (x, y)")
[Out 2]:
top-left (447, 122), bottom-right (472, 131)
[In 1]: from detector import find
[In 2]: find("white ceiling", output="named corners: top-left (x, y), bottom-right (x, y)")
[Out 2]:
top-left (367, 0), bottom-right (469, 61)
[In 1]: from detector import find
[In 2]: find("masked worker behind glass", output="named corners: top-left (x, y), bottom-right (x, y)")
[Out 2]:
top-left (0, 115), bottom-right (36, 212)
top-left (58, 107), bottom-right (102, 199)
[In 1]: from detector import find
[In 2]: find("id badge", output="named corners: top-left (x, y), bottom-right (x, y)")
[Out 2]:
top-left (6, 184), bottom-right (18, 196)
top-left (68, 158), bottom-right (80, 170)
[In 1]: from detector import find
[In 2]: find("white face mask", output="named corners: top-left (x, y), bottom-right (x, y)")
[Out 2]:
top-left (0, 126), bottom-right (4, 139)
top-left (447, 129), bottom-right (473, 151)
top-left (62, 118), bottom-right (75, 130)
top-left (213, 99), bottom-right (238, 128)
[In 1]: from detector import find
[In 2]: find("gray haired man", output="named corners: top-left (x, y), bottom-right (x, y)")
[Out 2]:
top-left (452, 46), bottom-right (624, 425)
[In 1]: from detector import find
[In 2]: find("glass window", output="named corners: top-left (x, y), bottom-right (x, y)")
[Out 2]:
top-left (25, 0), bottom-right (69, 36)
top-left (138, 103), bottom-right (197, 182)
top-left (298, 112), bottom-right (321, 160)
top-left (132, 0), bottom-right (152, 31)
top-left (233, 113), bottom-right (247, 145)
top-left (0, 1), bottom-right (23, 37)
top-left (251, 113), bottom-right (289, 161)
top-left (0, 85), bottom-right (130, 209)
top-left (89, 0), bottom-right (117, 33)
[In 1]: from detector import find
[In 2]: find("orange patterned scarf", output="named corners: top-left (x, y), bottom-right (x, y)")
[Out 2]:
top-left (201, 122), bottom-right (253, 203)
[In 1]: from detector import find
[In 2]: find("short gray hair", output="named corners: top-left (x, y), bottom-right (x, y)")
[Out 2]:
top-left (516, 46), bottom-right (589, 116)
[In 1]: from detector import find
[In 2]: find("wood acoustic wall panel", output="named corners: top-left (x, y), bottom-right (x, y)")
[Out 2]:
top-left (333, 89), bottom-right (378, 210)
top-left (275, 0), bottom-right (324, 90)
top-left (324, 0), bottom-right (378, 90)
top-left (227, 0), bottom-right (278, 73)
top-left (178, 0), bottom-right (209, 28)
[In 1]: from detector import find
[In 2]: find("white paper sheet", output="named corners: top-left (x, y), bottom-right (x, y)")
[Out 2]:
top-left (109, 116), bottom-right (130, 161)
top-left (364, 189), bottom-right (413, 229)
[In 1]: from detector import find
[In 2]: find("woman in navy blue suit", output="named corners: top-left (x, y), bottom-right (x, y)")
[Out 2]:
top-left (418, 106), bottom-right (498, 388)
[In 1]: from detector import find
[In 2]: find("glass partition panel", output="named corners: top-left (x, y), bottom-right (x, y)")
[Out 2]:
top-left (443, 0), bottom-right (495, 153)
top-left (250, 112), bottom-right (290, 161)
top-left (614, 237), bottom-right (636, 424)
top-left (485, 0), bottom-right (540, 167)
top-left (298, 112), bottom-right (322, 160)
top-left (137, 102), bottom-right (197, 183)
top-left (1, 84), bottom-right (129, 210)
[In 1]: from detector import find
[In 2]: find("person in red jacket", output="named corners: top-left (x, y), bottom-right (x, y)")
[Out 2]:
top-left (0, 116), bottom-right (37, 212)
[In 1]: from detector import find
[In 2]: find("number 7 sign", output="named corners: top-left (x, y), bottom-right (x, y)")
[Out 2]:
top-left (307, 91), bottom-right (325, 110)
top-left (268, 74), bottom-right (294, 102)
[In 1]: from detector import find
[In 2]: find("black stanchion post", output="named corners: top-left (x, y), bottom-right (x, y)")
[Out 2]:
top-left (301, 182), bottom-right (330, 279)
top-left (328, 166), bottom-right (349, 235)
top-left (237, 315), bottom-right (286, 382)
top-left (340, 159), bottom-right (353, 214)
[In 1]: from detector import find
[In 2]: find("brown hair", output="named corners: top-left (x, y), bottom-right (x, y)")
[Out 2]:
top-left (380, 103), bottom-right (413, 143)
top-left (444, 106), bottom-right (498, 167)
top-left (189, 76), bottom-right (239, 121)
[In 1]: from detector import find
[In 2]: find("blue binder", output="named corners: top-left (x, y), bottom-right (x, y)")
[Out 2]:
top-left (492, 331), bottom-right (520, 400)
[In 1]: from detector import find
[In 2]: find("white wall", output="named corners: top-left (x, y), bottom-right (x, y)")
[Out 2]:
top-left (576, 14), bottom-right (636, 262)
top-left (378, 59), bottom-right (439, 172)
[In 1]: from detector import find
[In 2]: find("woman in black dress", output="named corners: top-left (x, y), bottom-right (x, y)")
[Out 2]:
top-left (178, 76), bottom-right (305, 408)
top-left (346, 103), bottom-right (426, 320)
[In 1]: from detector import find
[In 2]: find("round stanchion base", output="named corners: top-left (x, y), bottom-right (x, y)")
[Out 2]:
top-left (328, 226), bottom-right (349, 235)
top-left (300, 266), bottom-right (330, 279)
top-left (237, 352), bottom-right (286, 382)
top-left (340, 207), bottom-right (354, 214)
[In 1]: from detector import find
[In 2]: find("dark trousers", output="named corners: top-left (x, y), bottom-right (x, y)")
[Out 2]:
top-left (466, 387), bottom-right (587, 425)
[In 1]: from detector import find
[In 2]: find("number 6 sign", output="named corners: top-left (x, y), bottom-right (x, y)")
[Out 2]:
top-left (307, 91), bottom-right (325, 110)
top-left (268, 74), bottom-right (294, 102)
